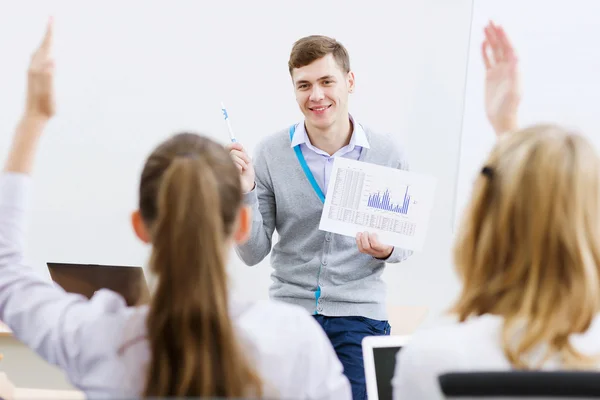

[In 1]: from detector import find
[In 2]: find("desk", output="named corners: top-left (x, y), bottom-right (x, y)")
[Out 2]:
top-left (0, 322), bottom-right (11, 337)
top-left (0, 336), bottom-right (75, 390)
top-left (14, 388), bottom-right (84, 400)
top-left (0, 371), bottom-right (84, 399)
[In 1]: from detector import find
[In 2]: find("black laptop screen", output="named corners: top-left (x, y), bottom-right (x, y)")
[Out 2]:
top-left (47, 263), bottom-right (149, 306)
top-left (373, 346), bottom-right (403, 400)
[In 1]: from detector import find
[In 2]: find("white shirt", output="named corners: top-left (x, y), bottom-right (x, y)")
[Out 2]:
top-left (0, 173), bottom-right (351, 399)
top-left (392, 314), bottom-right (600, 400)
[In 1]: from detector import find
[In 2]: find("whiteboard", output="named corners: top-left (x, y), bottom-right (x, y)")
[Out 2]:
top-left (0, 0), bottom-right (437, 303)
top-left (453, 0), bottom-right (600, 227)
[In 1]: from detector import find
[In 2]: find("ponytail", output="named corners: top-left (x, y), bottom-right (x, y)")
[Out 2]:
top-left (143, 155), bottom-right (262, 397)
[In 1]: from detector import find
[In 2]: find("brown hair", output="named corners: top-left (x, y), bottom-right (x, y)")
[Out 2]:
top-left (138, 133), bottom-right (262, 397)
top-left (452, 124), bottom-right (600, 369)
top-left (288, 35), bottom-right (350, 75)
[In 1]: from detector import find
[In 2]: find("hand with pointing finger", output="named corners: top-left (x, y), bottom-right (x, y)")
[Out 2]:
top-left (26, 17), bottom-right (56, 121)
top-left (4, 17), bottom-right (56, 174)
top-left (226, 142), bottom-right (256, 193)
top-left (356, 231), bottom-right (394, 260)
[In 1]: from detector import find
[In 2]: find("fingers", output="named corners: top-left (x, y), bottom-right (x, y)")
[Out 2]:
top-left (40, 16), bottom-right (54, 54)
top-left (356, 232), bottom-right (393, 259)
top-left (484, 22), bottom-right (500, 63)
top-left (357, 232), bottom-right (376, 254)
top-left (356, 233), bottom-right (365, 253)
top-left (485, 23), bottom-right (503, 64)
top-left (231, 154), bottom-right (248, 172)
top-left (30, 17), bottom-right (55, 72)
top-left (367, 232), bottom-right (386, 252)
top-left (230, 149), bottom-right (250, 164)
top-left (482, 40), bottom-right (492, 69)
top-left (230, 149), bottom-right (251, 174)
top-left (356, 232), bottom-right (369, 254)
top-left (24, 18), bottom-right (57, 119)
top-left (484, 21), bottom-right (516, 67)
top-left (360, 231), bottom-right (371, 250)
top-left (226, 142), bottom-right (252, 173)
top-left (226, 142), bottom-right (245, 152)
top-left (227, 144), bottom-right (251, 163)
top-left (497, 26), bottom-right (517, 62)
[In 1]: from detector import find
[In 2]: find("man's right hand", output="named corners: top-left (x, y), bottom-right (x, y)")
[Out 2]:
top-left (227, 142), bottom-right (256, 193)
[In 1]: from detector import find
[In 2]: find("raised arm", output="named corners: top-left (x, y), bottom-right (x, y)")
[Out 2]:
top-left (483, 21), bottom-right (521, 136)
top-left (0, 18), bottom-right (127, 380)
top-left (5, 18), bottom-right (55, 174)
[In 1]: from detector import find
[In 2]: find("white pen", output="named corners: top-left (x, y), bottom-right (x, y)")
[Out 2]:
top-left (221, 102), bottom-right (237, 143)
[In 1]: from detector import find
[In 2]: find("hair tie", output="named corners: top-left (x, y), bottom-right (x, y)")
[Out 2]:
top-left (481, 166), bottom-right (494, 178)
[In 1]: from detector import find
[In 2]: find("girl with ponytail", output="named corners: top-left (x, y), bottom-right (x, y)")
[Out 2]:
top-left (393, 21), bottom-right (600, 400)
top-left (0, 20), bottom-right (351, 399)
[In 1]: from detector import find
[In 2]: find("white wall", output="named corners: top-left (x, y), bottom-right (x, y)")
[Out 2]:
top-left (455, 0), bottom-right (600, 227)
top-left (0, 0), bottom-right (474, 388)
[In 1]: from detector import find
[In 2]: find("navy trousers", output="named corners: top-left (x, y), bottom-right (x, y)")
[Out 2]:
top-left (313, 315), bottom-right (391, 400)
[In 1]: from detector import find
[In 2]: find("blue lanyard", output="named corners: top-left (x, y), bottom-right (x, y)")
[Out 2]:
top-left (289, 125), bottom-right (324, 315)
top-left (289, 125), bottom-right (325, 203)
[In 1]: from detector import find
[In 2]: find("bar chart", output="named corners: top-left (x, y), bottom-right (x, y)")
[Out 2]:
top-left (327, 166), bottom-right (417, 236)
top-left (320, 157), bottom-right (437, 251)
top-left (367, 187), bottom-right (412, 215)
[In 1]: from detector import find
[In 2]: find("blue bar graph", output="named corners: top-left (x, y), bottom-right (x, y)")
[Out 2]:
top-left (367, 187), bottom-right (411, 215)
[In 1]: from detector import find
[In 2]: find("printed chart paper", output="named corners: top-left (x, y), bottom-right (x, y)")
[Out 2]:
top-left (319, 158), bottom-right (437, 252)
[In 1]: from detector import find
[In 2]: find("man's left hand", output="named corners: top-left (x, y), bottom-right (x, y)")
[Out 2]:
top-left (356, 231), bottom-right (393, 260)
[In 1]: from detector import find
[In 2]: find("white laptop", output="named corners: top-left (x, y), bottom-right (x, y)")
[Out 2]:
top-left (362, 335), bottom-right (410, 400)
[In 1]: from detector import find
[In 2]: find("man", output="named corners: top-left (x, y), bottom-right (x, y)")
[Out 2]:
top-left (228, 35), bottom-right (411, 400)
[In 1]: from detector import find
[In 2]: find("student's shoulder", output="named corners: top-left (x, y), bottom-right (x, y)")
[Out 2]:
top-left (244, 299), bottom-right (316, 327)
top-left (237, 299), bottom-right (325, 345)
top-left (400, 315), bottom-right (503, 367)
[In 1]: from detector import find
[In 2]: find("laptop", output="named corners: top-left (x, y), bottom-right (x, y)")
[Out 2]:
top-left (47, 262), bottom-right (150, 306)
top-left (362, 335), bottom-right (410, 400)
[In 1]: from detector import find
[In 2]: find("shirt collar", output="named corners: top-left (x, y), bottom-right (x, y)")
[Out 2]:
top-left (290, 114), bottom-right (371, 150)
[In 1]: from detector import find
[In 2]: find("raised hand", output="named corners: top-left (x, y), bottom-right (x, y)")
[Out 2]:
top-left (4, 17), bottom-right (56, 174)
top-left (26, 17), bottom-right (56, 120)
top-left (483, 21), bottom-right (521, 135)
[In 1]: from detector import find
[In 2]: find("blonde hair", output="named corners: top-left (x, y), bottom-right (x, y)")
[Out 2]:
top-left (138, 133), bottom-right (262, 397)
top-left (452, 124), bottom-right (600, 369)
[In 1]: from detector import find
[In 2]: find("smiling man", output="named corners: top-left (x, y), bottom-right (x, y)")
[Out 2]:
top-left (229, 35), bottom-right (412, 400)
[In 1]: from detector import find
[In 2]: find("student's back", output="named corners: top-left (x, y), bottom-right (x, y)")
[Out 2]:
top-left (0, 20), bottom-right (351, 399)
top-left (393, 314), bottom-right (600, 398)
top-left (393, 22), bottom-right (600, 400)
top-left (54, 294), bottom-right (345, 398)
